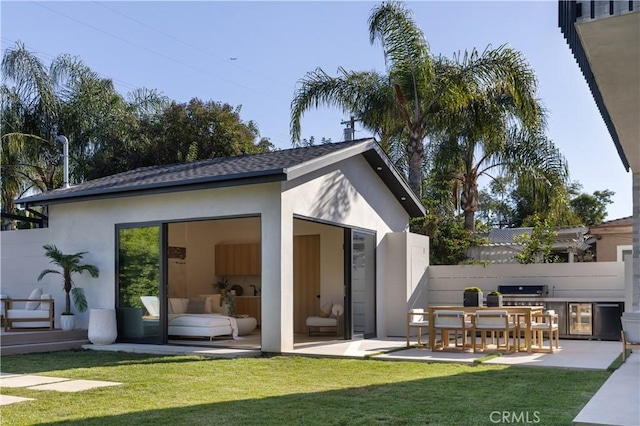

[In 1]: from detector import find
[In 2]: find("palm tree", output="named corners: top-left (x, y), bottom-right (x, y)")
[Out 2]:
top-left (1, 42), bottom-right (132, 217)
top-left (37, 244), bottom-right (100, 314)
top-left (291, 1), bottom-right (544, 198)
top-left (430, 82), bottom-right (568, 231)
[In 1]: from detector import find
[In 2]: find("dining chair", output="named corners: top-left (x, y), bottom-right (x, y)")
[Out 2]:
top-left (530, 310), bottom-right (559, 353)
top-left (472, 310), bottom-right (517, 353)
top-left (406, 308), bottom-right (429, 347)
top-left (433, 310), bottom-right (470, 351)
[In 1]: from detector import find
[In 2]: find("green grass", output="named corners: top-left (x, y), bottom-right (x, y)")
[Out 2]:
top-left (1, 350), bottom-right (609, 425)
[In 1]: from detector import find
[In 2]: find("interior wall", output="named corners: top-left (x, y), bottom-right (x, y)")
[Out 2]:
top-left (168, 217), bottom-right (261, 298)
top-left (293, 219), bottom-right (344, 310)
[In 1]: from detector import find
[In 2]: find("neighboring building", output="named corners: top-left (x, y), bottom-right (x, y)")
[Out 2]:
top-left (559, 1), bottom-right (639, 311)
top-left (0, 139), bottom-right (429, 353)
top-left (590, 216), bottom-right (633, 262)
top-left (467, 226), bottom-right (591, 264)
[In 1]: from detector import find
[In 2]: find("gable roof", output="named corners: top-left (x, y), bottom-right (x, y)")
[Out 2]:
top-left (17, 138), bottom-right (426, 217)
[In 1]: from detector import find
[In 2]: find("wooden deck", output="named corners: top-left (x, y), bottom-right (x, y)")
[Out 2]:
top-left (0, 329), bottom-right (89, 356)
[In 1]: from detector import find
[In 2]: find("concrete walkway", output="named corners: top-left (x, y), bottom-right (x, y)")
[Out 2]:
top-left (0, 373), bottom-right (121, 406)
top-left (572, 352), bottom-right (640, 426)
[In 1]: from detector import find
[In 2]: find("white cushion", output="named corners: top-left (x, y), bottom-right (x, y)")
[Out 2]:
top-left (25, 288), bottom-right (43, 310)
top-left (168, 298), bottom-right (188, 315)
top-left (199, 294), bottom-right (223, 314)
top-left (331, 304), bottom-right (344, 318)
top-left (306, 316), bottom-right (338, 327)
top-left (39, 294), bottom-right (52, 311)
top-left (7, 309), bottom-right (50, 319)
top-left (140, 296), bottom-right (160, 316)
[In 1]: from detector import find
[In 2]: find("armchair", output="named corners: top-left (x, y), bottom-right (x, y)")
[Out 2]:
top-left (472, 310), bottom-right (517, 353)
top-left (406, 308), bottom-right (429, 347)
top-left (4, 288), bottom-right (55, 332)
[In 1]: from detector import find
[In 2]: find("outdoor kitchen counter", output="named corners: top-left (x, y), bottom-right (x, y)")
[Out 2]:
top-left (504, 297), bottom-right (624, 303)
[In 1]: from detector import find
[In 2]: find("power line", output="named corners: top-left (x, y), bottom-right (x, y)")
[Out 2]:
top-left (93, 1), bottom-right (289, 89)
top-left (32, 1), bottom-right (287, 103)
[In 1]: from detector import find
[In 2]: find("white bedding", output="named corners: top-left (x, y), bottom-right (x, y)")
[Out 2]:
top-left (168, 313), bottom-right (238, 339)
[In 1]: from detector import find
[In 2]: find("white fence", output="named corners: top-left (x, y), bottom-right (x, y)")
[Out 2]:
top-left (426, 262), bottom-right (625, 306)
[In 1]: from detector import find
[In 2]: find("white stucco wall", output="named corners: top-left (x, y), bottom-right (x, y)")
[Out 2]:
top-left (283, 155), bottom-right (411, 338)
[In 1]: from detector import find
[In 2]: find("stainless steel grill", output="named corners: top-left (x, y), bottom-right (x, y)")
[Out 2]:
top-left (498, 285), bottom-right (548, 306)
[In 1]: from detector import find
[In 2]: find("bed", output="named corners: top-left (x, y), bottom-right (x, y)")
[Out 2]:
top-left (141, 295), bottom-right (256, 340)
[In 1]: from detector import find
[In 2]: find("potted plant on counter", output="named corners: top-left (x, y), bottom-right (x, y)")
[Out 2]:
top-left (38, 244), bottom-right (100, 331)
top-left (463, 287), bottom-right (483, 307)
top-left (486, 291), bottom-right (503, 307)
top-left (214, 278), bottom-right (229, 297)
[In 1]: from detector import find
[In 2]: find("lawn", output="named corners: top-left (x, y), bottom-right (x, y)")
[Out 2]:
top-left (1, 350), bottom-right (609, 425)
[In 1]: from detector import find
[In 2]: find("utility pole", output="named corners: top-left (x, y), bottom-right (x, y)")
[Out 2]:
top-left (341, 116), bottom-right (358, 141)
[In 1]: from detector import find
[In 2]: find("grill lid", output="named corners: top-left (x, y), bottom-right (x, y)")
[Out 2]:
top-left (498, 285), bottom-right (548, 297)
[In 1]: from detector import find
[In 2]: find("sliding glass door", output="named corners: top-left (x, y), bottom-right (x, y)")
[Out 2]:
top-left (116, 224), bottom-right (165, 344)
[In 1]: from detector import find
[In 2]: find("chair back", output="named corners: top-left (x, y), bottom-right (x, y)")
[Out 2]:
top-left (408, 308), bottom-right (425, 323)
top-left (434, 310), bottom-right (465, 328)
top-left (475, 310), bottom-right (509, 327)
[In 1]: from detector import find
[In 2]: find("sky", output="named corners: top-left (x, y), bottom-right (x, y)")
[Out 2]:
top-left (1, 0), bottom-right (633, 221)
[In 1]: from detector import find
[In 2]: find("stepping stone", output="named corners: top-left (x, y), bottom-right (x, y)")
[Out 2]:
top-left (0, 395), bottom-right (35, 406)
top-left (29, 379), bottom-right (122, 392)
top-left (0, 375), bottom-right (68, 388)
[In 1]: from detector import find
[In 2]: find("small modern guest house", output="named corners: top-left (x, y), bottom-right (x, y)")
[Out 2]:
top-left (2, 139), bottom-right (430, 353)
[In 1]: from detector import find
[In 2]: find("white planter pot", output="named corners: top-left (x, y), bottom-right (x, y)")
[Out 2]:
top-left (621, 312), bottom-right (640, 343)
top-left (60, 314), bottom-right (75, 331)
top-left (88, 308), bottom-right (117, 345)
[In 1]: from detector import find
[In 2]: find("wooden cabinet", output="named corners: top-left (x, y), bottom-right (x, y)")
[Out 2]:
top-left (235, 296), bottom-right (261, 326)
top-left (215, 243), bottom-right (260, 276)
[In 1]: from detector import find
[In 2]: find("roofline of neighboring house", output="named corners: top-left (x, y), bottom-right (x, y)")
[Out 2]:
top-left (589, 215), bottom-right (634, 229)
top-left (17, 139), bottom-right (426, 218)
top-left (558, 1), bottom-right (630, 171)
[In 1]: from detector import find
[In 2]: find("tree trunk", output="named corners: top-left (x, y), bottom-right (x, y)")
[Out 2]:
top-left (461, 179), bottom-right (479, 231)
top-left (407, 129), bottom-right (424, 198)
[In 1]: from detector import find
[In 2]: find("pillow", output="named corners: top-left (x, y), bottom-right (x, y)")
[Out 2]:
top-left (25, 288), bottom-right (43, 310)
top-left (168, 298), bottom-right (187, 315)
top-left (319, 302), bottom-right (333, 318)
top-left (331, 304), bottom-right (344, 318)
top-left (202, 294), bottom-right (222, 314)
top-left (40, 294), bottom-right (52, 311)
top-left (186, 297), bottom-right (206, 314)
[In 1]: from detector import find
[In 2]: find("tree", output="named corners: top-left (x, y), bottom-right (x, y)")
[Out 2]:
top-left (513, 214), bottom-right (559, 264)
top-left (1, 42), bottom-right (131, 217)
top-left (570, 187), bottom-right (614, 226)
top-left (37, 244), bottom-right (100, 314)
top-left (291, 1), bottom-right (548, 199)
top-left (427, 46), bottom-right (566, 232)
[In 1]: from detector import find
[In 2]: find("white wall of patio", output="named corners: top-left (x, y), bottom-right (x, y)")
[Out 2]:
top-left (425, 263), bottom-right (625, 307)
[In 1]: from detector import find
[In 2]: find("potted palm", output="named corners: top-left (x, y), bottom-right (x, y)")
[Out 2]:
top-left (214, 278), bottom-right (229, 297)
top-left (463, 287), bottom-right (483, 307)
top-left (486, 291), bottom-right (503, 307)
top-left (38, 244), bottom-right (100, 331)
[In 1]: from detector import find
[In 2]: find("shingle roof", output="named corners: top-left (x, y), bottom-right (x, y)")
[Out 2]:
top-left (17, 138), bottom-right (425, 217)
top-left (590, 216), bottom-right (633, 228)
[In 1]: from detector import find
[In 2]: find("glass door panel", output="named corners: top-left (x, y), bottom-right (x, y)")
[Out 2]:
top-left (569, 303), bottom-right (592, 336)
top-left (351, 231), bottom-right (376, 338)
top-left (117, 226), bottom-right (163, 343)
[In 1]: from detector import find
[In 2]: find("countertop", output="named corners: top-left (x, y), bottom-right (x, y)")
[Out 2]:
top-left (502, 297), bottom-right (624, 303)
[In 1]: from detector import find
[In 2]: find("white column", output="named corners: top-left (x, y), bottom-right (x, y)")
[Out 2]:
top-left (632, 172), bottom-right (640, 312)
top-left (260, 195), bottom-right (294, 353)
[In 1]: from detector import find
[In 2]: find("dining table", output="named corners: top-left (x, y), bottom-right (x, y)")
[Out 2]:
top-left (427, 305), bottom-right (544, 353)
